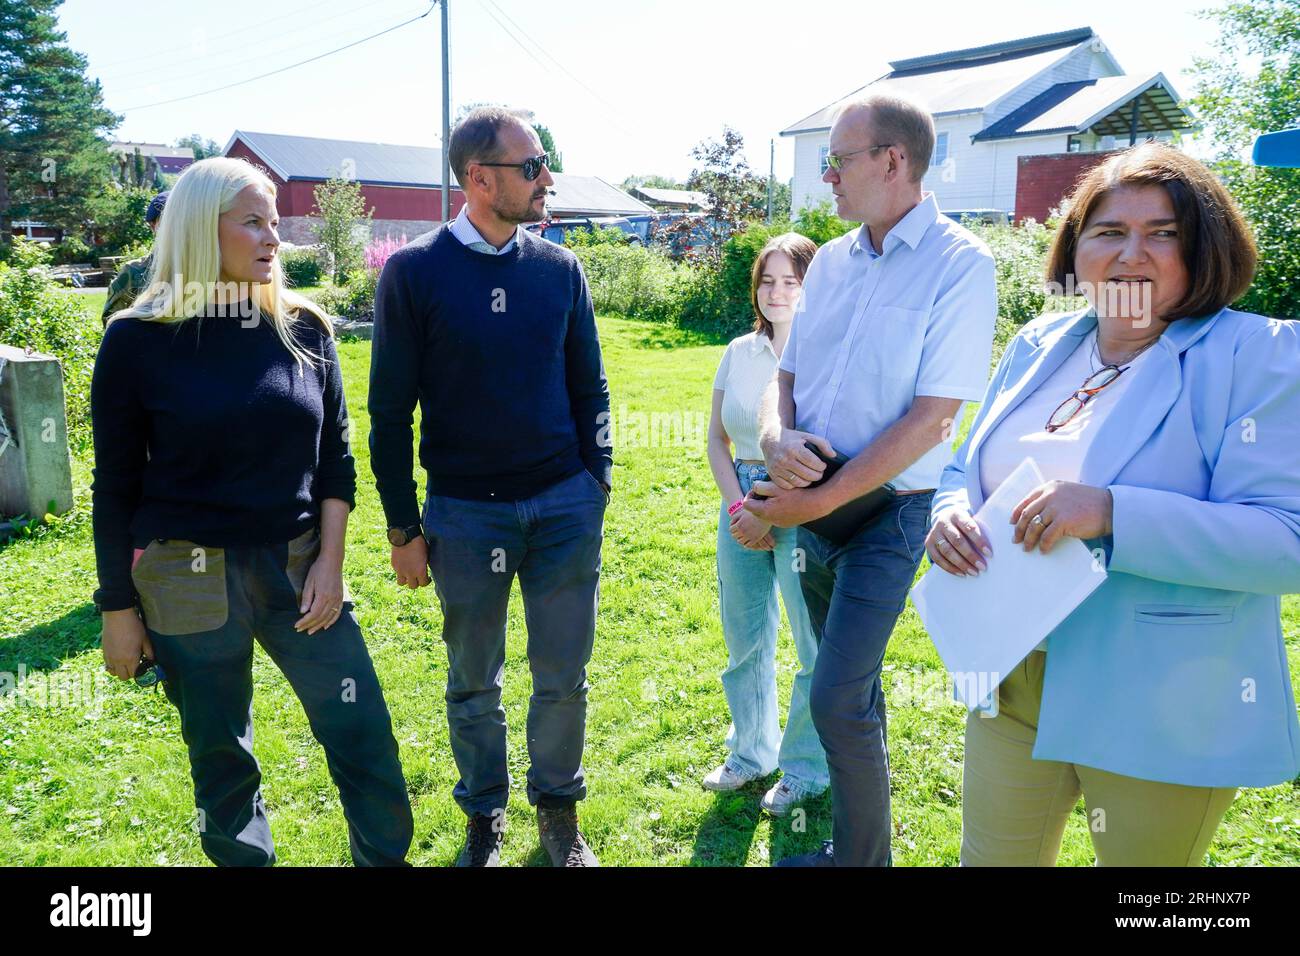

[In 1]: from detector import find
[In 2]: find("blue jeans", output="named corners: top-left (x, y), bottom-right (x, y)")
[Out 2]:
top-left (422, 468), bottom-right (606, 817)
top-left (797, 490), bottom-right (933, 866)
top-left (716, 461), bottom-right (828, 792)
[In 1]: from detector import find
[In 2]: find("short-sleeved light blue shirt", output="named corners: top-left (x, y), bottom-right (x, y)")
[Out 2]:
top-left (778, 192), bottom-right (997, 490)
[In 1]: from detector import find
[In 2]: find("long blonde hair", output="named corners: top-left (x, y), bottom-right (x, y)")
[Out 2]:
top-left (108, 156), bottom-right (331, 368)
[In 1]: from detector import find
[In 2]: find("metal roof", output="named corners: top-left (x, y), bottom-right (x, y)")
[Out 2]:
top-left (111, 141), bottom-right (195, 159)
top-left (224, 130), bottom-right (451, 188)
top-left (888, 27), bottom-right (1094, 73)
top-left (973, 73), bottom-right (1193, 141)
top-left (631, 186), bottom-right (709, 207)
top-left (780, 28), bottom-right (1107, 136)
top-left (546, 173), bottom-right (655, 216)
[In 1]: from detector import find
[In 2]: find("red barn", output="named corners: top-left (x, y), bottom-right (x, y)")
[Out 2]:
top-left (222, 130), bottom-right (465, 244)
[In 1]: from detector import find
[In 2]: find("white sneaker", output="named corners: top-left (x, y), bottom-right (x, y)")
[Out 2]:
top-left (761, 778), bottom-right (820, 816)
top-left (702, 762), bottom-right (758, 791)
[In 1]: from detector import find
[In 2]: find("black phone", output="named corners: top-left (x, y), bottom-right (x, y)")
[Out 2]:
top-left (748, 441), bottom-right (844, 500)
top-left (750, 441), bottom-right (895, 545)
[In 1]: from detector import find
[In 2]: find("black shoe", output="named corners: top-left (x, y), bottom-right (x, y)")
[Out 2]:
top-left (776, 840), bottom-right (836, 867)
top-left (456, 813), bottom-right (504, 867)
top-left (536, 803), bottom-right (599, 867)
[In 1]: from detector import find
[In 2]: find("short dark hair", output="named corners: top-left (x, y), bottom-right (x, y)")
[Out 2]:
top-left (750, 232), bottom-right (818, 338)
top-left (1045, 143), bottom-right (1257, 320)
top-left (448, 106), bottom-right (530, 185)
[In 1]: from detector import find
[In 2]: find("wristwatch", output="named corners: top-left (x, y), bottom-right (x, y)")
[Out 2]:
top-left (387, 524), bottom-right (424, 547)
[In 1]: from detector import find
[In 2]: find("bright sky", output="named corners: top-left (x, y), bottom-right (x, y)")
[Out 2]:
top-left (58, 0), bottom-right (1224, 184)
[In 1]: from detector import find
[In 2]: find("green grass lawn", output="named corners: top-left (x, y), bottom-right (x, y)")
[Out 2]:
top-left (1, 309), bottom-right (1297, 865)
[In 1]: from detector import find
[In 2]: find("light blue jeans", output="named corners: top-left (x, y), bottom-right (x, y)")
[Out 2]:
top-left (715, 461), bottom-right (828, 792)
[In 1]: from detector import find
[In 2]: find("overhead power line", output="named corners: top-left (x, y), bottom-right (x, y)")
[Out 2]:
top-left (92, 0), bottom-right (362, 74)
top-left (476, 0), bottom-right (636, 140)
top-left (119, 3), bottom-right (436, 113)
top-left (103, 0), bottom-right (402, 89)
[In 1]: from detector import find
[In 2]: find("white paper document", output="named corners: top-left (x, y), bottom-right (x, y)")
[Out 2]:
top-left (910, 457), bottom-right (1107, 710)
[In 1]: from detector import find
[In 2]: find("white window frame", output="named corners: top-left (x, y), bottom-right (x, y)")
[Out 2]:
top-left (933, 131), bottom-right (949, 166)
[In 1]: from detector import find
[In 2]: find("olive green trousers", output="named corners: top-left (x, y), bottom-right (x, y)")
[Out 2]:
top-left (961, 650), bottom-right (1237, 866)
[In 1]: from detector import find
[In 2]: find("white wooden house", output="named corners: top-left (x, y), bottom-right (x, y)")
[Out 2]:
top-left (780, 27), bottom-right (1196, 222)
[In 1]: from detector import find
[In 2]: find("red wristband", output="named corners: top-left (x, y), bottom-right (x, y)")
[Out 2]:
top-left (727, 498), bottom-right (746, 517)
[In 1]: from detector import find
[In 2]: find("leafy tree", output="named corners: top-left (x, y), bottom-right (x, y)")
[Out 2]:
top-left (669, 127), bottom-right (767, 266)
top-left (0, 237), bottom-right (100, 449)
top-left (0, 0), bottom-right (120, 252)
top-left (769, 178), bottom-right (792, 222)
top-left (175, 133), bottom-right (221, 161)
top-left (89, 184), bottom-right (155, 256)
top-left (1190, 0), bottom-right (1300, 318)
top-left (532, 123), bottom-right (563, 172)
top-left (312, 175), bottom-right (373, 283)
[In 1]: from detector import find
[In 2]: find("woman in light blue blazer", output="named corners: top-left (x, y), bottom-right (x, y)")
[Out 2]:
top-left (925, 143), bottom-right (1300, 866)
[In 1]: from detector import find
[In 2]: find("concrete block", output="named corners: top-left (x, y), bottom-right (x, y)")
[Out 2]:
top-left (0, 344), bottom-right (75, 520)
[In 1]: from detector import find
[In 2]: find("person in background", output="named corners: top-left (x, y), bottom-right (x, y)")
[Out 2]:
top-left (369, 106), bottom-right (611, 868)
top-left (926, 142), bottom-right (1300, 866)
top-left (101, 189), bottom-right (168, 325)
top-left (748, 92), bottom-right (997, 866)
top-left (704, 232), bottom-right (829, 817)
top-left (93, 157), bottom-right (412, 867)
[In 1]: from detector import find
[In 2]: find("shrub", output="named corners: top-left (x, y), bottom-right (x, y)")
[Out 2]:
top-left (90, 185), bottom-right (156, 259)
top-left (280, 246), bottom-right (324, 287)
top-left (51, 236), bottom-right (92, 266)
top-left (565, 225), bottom-right (628, 248)
top-left (310, 267), bottom-right (378, 321)
top-left (570, 241), bottom-right (685, 322)
top-left (115, 239), bottom-right (153, 264)
top-left (0, 239), bottom-right (100, 452)
top-left (682, 202), bottom-right (858, 338)
top-left (959, 216), bottom-right (1073, 363)
top-left (363, 235), bottom-right (408, 273)
top-left (793, 200), bottom-right (857, 245)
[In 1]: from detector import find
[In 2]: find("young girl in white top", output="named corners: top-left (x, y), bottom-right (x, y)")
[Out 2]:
top-left (704, 234), bottom-right (829, 814)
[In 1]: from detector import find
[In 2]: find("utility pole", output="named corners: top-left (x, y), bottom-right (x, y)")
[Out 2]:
top-left (766, 138), bottom-right (774, 223)
top-left (440, 0), bottom-right (451, 221)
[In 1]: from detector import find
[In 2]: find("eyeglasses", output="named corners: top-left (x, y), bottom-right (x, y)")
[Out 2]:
top-left (1045, 364), bottom-right (1128, 432)
top-left (474, 153), bottom-right (550, 181)
top-left (825, 144), bottom-right (894, 170)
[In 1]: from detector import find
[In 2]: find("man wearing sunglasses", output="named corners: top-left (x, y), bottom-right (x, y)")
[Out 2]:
top-left (747, 92), bottom-right (997, 866)
top-left (369, 107), bottom-right (611, 867)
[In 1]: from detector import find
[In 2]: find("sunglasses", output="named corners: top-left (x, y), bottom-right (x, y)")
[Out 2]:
top-left (1045, 364), bottom-right (1128, 432)
top-left (475, 152), bottom-right (550, 181)
top-left (133, 657), bottom-right (166, 689)
top-left (825, 143), bottom-right (894, 170)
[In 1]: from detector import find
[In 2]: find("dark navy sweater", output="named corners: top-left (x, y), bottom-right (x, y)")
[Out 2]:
top-left (90, 307), bottom-right (355, 611)
top-left (367, 225), bottom-right (612, 529)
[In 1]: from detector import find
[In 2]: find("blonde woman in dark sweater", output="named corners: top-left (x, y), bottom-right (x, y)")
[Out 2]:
top-left (93, 156), bottom-right (412, 866)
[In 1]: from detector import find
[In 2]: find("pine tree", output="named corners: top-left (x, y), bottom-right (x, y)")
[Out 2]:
top-left (0, 0), bottom-right (120, 251)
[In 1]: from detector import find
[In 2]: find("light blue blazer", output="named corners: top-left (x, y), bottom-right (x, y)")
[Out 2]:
top-left (933, 305), bottom-right (1300, 788)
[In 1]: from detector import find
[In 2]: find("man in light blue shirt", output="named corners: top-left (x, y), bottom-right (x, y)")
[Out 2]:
top-left (749, 92), bottom-right (996, 866)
